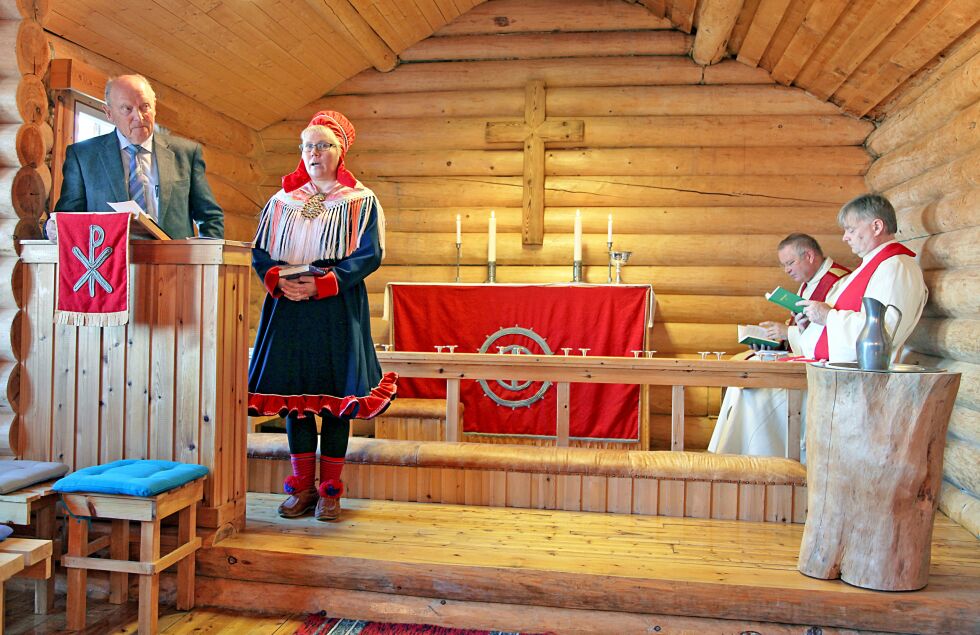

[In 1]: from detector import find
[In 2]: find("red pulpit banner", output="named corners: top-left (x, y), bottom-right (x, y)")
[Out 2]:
top-left (55, 212), bottom-right (130, 326)
top-left (389, 284), bottom-right (651, 441)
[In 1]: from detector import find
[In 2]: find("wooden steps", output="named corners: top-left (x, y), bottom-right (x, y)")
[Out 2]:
top-left (195, 493), bottom-right (980, 634)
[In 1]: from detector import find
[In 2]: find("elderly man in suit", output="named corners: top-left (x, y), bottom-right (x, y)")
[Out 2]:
top-left (50, 74), bottom-right (223, 239)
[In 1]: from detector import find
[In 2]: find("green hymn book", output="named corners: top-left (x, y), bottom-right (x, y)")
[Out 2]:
top-left (737, 324), bottom-right (781, 348)
top-left (765, 286), bottom-right (806, 313)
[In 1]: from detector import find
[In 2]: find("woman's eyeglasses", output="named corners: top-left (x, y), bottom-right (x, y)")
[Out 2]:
top-left (299, 142), bottom-right (337, 152)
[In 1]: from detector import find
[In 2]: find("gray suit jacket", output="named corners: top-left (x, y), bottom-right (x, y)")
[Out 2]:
top-left (54, 131), bottom-right (224, 239)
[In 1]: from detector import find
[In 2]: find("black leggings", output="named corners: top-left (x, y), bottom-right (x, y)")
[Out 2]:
top-left (285, 412), bottom-right (350, 459)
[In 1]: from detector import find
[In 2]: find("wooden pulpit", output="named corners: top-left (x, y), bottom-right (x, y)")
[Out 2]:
top-left (18, 239), bottom-right (251, 528)
top-left (798, 364), bottom-right (961, 591)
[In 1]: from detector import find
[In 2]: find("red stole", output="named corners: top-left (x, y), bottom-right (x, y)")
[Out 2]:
top-left (813, 242), bottom-right (915, 360)
top-left (799, 262), bottom-right (851, 303)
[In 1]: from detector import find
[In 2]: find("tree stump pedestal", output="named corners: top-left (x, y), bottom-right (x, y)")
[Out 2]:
top-left (798, 364), bottom-right (960, 591)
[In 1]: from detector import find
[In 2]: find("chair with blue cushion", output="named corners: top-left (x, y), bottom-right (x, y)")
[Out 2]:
top-left (53, 459), bottom-right (208, 634)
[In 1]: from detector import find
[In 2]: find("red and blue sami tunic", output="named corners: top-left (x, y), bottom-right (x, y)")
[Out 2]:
top-left (247, 180), bottom-right (395, 420)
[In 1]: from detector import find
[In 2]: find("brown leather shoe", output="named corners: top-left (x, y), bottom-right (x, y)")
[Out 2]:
top-left (315, 480), bottom-right (344, 522)
top-left (278, 487), bottom-right (318, 518)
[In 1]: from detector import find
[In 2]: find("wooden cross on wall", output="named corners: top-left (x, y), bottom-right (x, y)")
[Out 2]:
top-left (486, 81), bottom-right (585, 245)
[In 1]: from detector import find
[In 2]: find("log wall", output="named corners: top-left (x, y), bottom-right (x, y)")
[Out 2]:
top-left (866, 40), bottom-right (980, 537)
top-left (0, 1), bottom-right (51, 456)
top-left (257, 0), bottom-right (870, 450)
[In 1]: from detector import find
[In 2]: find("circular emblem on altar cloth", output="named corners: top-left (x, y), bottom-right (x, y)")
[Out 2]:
top-left (478, 326), bottom-right (553, 409)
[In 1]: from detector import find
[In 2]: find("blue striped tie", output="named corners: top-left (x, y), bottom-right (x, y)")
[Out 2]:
top-left (124, 145), bottom-right (147, 210)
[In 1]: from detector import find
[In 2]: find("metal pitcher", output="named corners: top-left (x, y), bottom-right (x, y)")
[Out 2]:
top-left (856, 297), bottom-right (903, 371)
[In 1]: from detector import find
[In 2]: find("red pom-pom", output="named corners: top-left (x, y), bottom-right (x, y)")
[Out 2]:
top-left (284, 475), bottom-right (304, 494)
top-left (318, 479), bottom-right (344, 499)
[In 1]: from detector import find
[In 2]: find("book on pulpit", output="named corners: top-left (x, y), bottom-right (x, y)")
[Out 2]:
top-left (108, 201), bottom-right (171, 240)
top-left (737, 324), bottom-right (781, 348)
top-left (279, 264), bottom-right (327, 279)
top-left (765, 286), bottom-right (806, 313)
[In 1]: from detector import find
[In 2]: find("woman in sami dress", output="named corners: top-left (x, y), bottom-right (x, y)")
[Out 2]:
top-left (248, 111), bottom-right (396, 521)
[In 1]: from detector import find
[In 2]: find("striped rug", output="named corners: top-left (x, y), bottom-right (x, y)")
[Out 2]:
top-left (295, 612), bottom-right (553, 635)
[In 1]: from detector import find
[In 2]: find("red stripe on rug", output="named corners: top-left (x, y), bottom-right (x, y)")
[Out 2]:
top-left (294, 612), bottom-right (554, 635)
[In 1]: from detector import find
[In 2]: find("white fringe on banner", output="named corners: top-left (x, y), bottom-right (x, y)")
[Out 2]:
top-left (55, 309), bottom-right (129, 327)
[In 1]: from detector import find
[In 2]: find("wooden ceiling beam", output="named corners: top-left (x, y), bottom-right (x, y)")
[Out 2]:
top-left (736, 0), bottom-right (791, 67)
top-left (304, 0), bottom-right (397, 72)
top-left (669, 0), bottom-right (699, 34)
top-left (769, 0), bottom-right (848, 85)
top-left (692, 0), bottom-right (745, 65)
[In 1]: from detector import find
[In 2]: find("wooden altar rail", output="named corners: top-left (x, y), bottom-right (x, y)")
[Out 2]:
top-left (378, 352), bottom-right (807, 460)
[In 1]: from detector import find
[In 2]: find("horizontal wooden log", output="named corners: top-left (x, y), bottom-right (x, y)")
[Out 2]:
top-left (944, 437), bottom-right (980, 495)
top-left (939, 480), bottom-right (980, 538)
top-left (223, 210), bottom-right (258, 243)
top-left (924, 268), bottom-right (980, 319)
top-left (0, 258), bottom-right (20, 310)
top-left (381, 231), bottom-right (852, 267)
top-left (201, 146), bottom-right (262, 185)
top-left (907, 318), bottom-right (980, 365)
top-left (48, 35), bottom-right (256, 156)
top-left (15, 19), bottom-right (48, 76)
top-left (208, 175), bottom-right (263, 213)
top-left (402, 30), bottom-right (691, 62)
top-left (867, 52), bottom-right (980, 157)
top-left (14, 121), bottom-right (52, 167)
top-left (900, 358), bottom-right (980, 413)
top-left (364, 175), bottom-right (866, 209)
top-left (906, 226), bottom-right (980, 271)
top-left (0, 359), bottom-right (17, 412)
top-left (0, 218), bottom-right (18, 254)
top-left (866, 100), bottom-right (980, 192)
top-left (315, 146), bottom-right (871, 180)
top-left (336, 57), bottom-right (702, 95)
top-left (0, 1), bottom-right (47, 21)
top-left (8, 165), bottom-right (45, 220)
top-left (434, 0), bottom-right (671, 35)
top-left (0, 21), bottom-right (19, 77)
top-left (896, 189), bottom-right (980, 241)
top-left (885, 148), bottom-right (980, 211)
top-left (262, 116), bottom-right (873, 153)
top-left (0, 308), bottom-right (16, 362)
top-left (367, 264), bottom-right (790, 296)
top-left (292, 84), bottom-right (840, 123)
top-left (0, 412), bottom-right (15, 456)
top-left (14, 73), bottom-right (45, 125)
top-left (382, 206), bottom-right (843, 236)
top-left (0, 78), bottom-right (18, 124)
top-left (949, 405), bottom-right (980, 447)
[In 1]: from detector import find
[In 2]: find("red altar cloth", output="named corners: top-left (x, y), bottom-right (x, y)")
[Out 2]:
top-left (388, 283), bottom-right (652, 441)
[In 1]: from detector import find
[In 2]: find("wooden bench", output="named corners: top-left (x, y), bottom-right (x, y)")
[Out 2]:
top-left (61, 478), bottom-right (205, 634)
top-left (248, 434), bottom-right (808, 523)
top-left (0, 481), bottom-right (60, 613)
top-left (0, 551), bottom-right (25, 633)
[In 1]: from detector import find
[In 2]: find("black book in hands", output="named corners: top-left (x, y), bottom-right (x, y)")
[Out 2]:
top-left (279, 264), bottom-right (327, 279)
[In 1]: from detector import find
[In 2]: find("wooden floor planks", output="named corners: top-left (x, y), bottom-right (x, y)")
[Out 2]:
top-left (190, 494), bottom-right (980, 634)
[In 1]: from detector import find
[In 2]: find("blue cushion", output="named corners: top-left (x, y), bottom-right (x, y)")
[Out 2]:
top-left (52, 460), bottom-right (209, 497)
top-left (0, 525), bottom-right (12, 541)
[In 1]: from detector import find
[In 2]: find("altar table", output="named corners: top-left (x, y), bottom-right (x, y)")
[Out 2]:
top-left (387, 283), bottom-right (653, 441)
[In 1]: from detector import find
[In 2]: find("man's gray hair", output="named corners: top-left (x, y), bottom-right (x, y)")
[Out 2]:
top-left (778, 233), bottom-right (823, 258)
top-left (837, 193), bottom-right (898, 234)
top-left (104, 74), bottom-right (156, 105)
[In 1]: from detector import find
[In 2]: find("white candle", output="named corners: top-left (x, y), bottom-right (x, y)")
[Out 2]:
top-left (607, 214), bottom-right (613, 244)
top-left (456, 214), bottom-right (461, 244)
top-left (573, 209), bottom-right (582, 261)
top-left (488, 210), bottom-right (496, 262)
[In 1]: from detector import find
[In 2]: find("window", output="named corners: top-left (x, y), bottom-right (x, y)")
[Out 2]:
top-left (73, 101), bottom-right (114, 142)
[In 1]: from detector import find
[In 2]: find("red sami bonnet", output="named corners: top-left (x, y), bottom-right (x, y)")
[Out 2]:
top-left (282, 110), bottom-right (358, 193)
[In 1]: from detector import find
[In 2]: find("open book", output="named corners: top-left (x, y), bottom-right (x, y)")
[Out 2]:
top-left (279, 264), bottom-right (327, 279)
top-left (737, 324), bottom-right (781, 348)
top-left (107, 201), bottom-right (170, 240)
top-left (765, 286), bottom-right (805, 313)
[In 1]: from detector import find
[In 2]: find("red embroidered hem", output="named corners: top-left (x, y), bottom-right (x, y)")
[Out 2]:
top-left (248, 372), bottom-right (397, 420)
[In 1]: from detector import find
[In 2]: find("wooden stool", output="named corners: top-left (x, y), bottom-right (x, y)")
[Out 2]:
top-left (60, 477), bottom-right (205, 633)
top-left (0, 481), bottom-right (61, 613)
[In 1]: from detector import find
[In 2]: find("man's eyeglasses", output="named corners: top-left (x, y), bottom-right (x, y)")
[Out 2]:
top-left (300, 142), bottom-right (337, 153)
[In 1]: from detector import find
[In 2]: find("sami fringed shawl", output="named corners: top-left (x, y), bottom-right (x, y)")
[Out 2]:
top-left (253, 180), bottom-right (386, 265)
